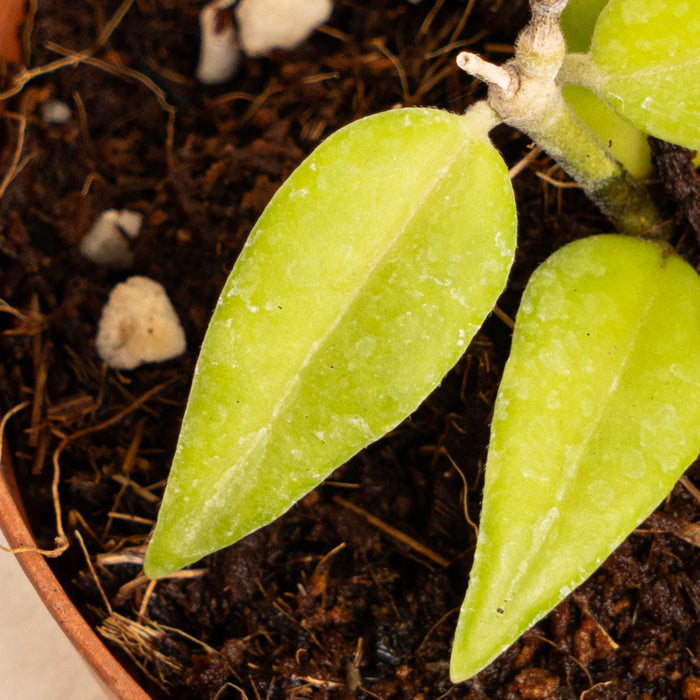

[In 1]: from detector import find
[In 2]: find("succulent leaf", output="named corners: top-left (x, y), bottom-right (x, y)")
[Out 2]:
top-left (451, 234), bottom-right (700, 681)
top-left (145, 107), bottom-right (517, 579)
top-left (590, 0), bottom-right (700, 150)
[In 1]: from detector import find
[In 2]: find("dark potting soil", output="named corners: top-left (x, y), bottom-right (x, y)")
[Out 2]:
top-left (2, 1), bottom-right (700, 698)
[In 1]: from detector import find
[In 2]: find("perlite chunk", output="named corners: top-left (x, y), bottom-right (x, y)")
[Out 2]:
top-left (95, 276), bottom-right (186, 370)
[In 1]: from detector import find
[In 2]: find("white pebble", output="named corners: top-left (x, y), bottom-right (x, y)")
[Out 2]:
top-left (197, 0), bottom-right (240, 84)
top-left (236, 0), bottom-right (332, 56)
top-left (95, 276), bottom-right (186, 370)
top-left (79, 209), bottom-right (143, 269)
top-left (40, 99), bottom-right (72, 125)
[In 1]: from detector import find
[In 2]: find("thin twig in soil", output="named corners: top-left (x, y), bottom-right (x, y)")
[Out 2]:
top-left (43, 43), bottom-right (176, 169)
top-left (493, 305), bottom-right (515, 329)
top-left (0, 402), bottom-right (30, 463)
top-left (61, 376), bottom-right (178, 442)
top-left (537, 170), bottom-right (581, 188)
top-left (271, 598), bottom-right (326, 653)
top-left (580, 681), bottom-right (615, 698)
top-left (0, 0), bottom-right (175, 176)
top-left (119, 419), bottom-right (146, 474)
top-left (371, 40), bottom-right (410, 105)
top-left (156, 622), bottom-right (217, 655)
top-left (315, 24), bottom-right (350, 43)
top-left (574, 598), bottom-right (619, 650)
top-left (291, 675), bottom-right (342, 690)
top-left (212, 682), bottom-right (249, 700)
top-left (30, 421), bottom-right (49, 475)
top-left (425, 32), bottom-right (489, 60)
top-left (48, 439), bottom-right (70, 554)
top-left (0, 107), bottom-right (35, 200)
top-left (111, 473), bottom-right (161, 503)
top-left (71, 89), bottom-right (91, 147)
top-left (441, 446), bottom-right (479, 539)
top-left (28, 314), bottom-right (49, 448)
top-left (21, 0), bottom-right (38, 64)
top-left (312, 541), bottom-right (346, 577)
top-left (640, 511), bottom-right (700, 548)
top-left (449, 0), bottom-right (477, 45)
top-left (485, 43), bottom-right (517, 54)
top-left (0, 402), bottom-right (69, 558)
top-left (415, 0), bottom-right (479, 104)
top-left (415, 605), bottom-right (460, 657)
top-left (101, 420), bottom-right (146, 542)
top-left (510, 145), bottom-right (543, 179)
top-left (680, 474), bottom-right (700, 506)
top-left (111, 568), bottom-right (206, 607)
top-left (94, 0), bottom-right (136, 51)
top-left (532, 633), bottom-right (594, 686)
top-left (98, 612), bottom-right (184, 689)
top-left (68, 509), bottom-right (102, 545)
top-left (419, 0), bottom-right (448, 37)
top-left (0, 438), bottom-right (68, 558)
top-left (239, 79), bottom-right (285, 124)
top-left (333, 495), bottom-right (451, 567)
top-left (137, 578), bottom-right (157, 622)
top-left (107, 512), bottom-right (156, 526)
top-left (0, 0), bottom-right (137, 101)
top-left (46, 396), bottom-right (96, 425)
top-left (75, 528), bottom-right (113, 614)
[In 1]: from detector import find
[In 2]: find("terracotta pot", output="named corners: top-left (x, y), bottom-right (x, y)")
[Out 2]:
top-left (0, 437), bottom-right (151, 700)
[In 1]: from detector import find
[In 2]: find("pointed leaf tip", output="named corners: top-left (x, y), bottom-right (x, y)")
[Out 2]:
top-left (451, 234), bottom-right (700, 681)
top-left (145, 107), bottom-right (516, 578)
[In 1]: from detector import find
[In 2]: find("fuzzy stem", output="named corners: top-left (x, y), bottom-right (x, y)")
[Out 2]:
top-left (457, 2), bottom-right (670, 240)
top-left (463, 99), bottom-right (504, 134)
top-left (558, 52), bottom-right (605, 92)
top-left (515, 91), bottom-right (668, 238)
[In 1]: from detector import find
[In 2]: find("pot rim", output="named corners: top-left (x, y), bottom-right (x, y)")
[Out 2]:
top-left (0, 435), bottom-right (152, 700)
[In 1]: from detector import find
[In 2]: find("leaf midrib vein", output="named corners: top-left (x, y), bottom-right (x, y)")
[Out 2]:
top-left (213, 131), bottom-right (473, 493)
top-left (502, 257), bottom-right (664, 608)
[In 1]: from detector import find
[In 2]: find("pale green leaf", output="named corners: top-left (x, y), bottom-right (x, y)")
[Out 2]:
top-left (560, 0), bottom-right (609, 53)
top-left (144, 107), bottom-right (516, 579)
top-left (590, 0), bottom-right (700, 149)
top-left (560, 0), bottom-right (653, 178)
top-left (451, 234), bottom-right (700, 682)
top-left (561, 85), bottom-right (653, 180)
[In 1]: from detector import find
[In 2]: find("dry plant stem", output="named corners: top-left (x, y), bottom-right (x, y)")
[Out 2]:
top-left (458, 0), bottom-right (669, 240)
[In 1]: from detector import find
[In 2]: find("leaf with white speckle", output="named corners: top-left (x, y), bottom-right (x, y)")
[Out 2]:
top-left (451, 234), bottom-right (700, 681)
top-left (144, 107), bottom-right (516, 578)
top-left (590, 0), bottom-right (700, 149)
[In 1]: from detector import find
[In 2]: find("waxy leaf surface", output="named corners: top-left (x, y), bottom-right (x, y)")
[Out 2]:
top-left (145, 108), bottom-right (516, 578)
top-left (560, 0), bottom-right (653, 179)
top-left (560, 85), bottom-right (653, 180)
top-left (590, 0), bottom-right (700, 149)
top-left (451, 235), bottom-right (700, 681)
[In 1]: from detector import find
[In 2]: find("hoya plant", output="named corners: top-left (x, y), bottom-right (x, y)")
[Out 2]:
top-left (143, 0), bottom-right (700, 683)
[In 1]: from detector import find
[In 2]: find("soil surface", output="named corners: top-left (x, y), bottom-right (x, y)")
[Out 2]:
top-left (2, 1), bottom-right (700, 699)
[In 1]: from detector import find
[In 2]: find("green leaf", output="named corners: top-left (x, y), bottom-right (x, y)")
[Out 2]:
top-left (561, 85), bottom-right (653, 180)
top-left (144, 107), bottom-right (516, 579)
top-left (560, 0), bottom-right (609, 53)
top-left (561, 0), bottom-right (653, 180)
top-left (590, 0), bottom-right (700, 150)
top-left (450, 234), bottom-right (700, 682)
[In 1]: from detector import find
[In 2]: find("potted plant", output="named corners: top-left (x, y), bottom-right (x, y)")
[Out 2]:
top-left (1, 0), bottom-right (699, 698)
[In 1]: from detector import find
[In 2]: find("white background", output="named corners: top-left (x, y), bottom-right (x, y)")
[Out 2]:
top-left (0, 530), bottom-right (107, 699)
